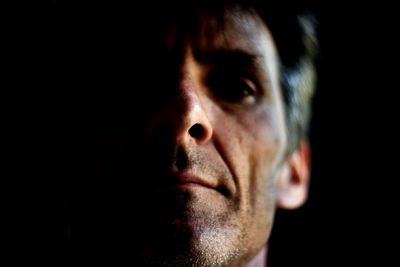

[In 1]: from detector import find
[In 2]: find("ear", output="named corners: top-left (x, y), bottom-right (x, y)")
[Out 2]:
top-left (276, 140), bottom-right (311, 209)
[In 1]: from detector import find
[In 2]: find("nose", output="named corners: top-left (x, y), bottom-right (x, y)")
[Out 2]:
top-left (148, 75), bottom-right (213, 146)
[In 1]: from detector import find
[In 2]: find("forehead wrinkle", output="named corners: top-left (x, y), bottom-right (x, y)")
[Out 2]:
top-left (191, 48), bottom-right (265, 75)
top-left (188, 8), bottom-right (275, 64)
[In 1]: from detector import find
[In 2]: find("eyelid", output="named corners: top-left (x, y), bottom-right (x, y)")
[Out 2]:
top-left (203, 66), bottom-right (268, 106)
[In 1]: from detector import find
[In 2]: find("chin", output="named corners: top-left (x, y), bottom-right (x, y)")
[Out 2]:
top-left (108, 181), bottom-right (249, 266)
top-left (132, 213), bottom-right (246, 267)
top-left (139, 234), bottom-right (242, 267)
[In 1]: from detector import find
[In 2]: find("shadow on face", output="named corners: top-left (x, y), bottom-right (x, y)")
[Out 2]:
top-left (64, 2), bottom-right (304, 267)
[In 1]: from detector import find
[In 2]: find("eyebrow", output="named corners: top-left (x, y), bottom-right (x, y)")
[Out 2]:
top-left (193, 49), bottom-right (264, 70)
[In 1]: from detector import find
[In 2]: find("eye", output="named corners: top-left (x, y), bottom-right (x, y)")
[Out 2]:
top-left (207, 73), bottom-right (258, 104)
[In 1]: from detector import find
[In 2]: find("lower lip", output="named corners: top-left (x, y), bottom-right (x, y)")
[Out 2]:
top-left (174, 182), bottom-right (211, 189)
top-left (160, 182), bottom-right (214, 193)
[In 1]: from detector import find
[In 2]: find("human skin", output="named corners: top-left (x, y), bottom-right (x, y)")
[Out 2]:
top-left (95, 6), bottom-right (309, 267)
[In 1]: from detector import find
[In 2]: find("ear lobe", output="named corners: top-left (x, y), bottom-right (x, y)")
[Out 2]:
top-left (276, 140), bottom-right (311, 209)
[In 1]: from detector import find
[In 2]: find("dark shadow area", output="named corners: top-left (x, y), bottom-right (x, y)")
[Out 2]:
top-left (3, 1), bottom-right (390, 266)
top-left (268, 2), bottom-right (390, 266)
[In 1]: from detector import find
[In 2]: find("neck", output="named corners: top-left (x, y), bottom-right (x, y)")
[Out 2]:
top-left (247, 245), bottom-right (268, 267)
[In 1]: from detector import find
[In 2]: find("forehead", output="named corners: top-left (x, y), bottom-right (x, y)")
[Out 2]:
top-left (192, 9), bottom-right (274, 53)
top-left (159, 6), bottom-right (278, 62)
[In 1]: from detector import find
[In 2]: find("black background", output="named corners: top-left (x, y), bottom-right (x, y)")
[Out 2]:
top-left (3, 1), bottom-right (392, 266)
top-left (269, 2), bottom-right (393, 266)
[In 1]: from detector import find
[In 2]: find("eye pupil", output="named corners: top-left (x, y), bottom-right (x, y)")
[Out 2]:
top-left (217, 79), bottom-right (255, 101)
top-left (242, 85), bottom-right (253, 96)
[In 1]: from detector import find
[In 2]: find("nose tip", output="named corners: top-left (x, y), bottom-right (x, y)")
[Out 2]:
top-left (147, 82), bottom-right (213, 147)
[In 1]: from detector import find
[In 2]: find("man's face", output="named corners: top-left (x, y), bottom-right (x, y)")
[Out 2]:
top-left (98, 7), bottom-right (289, 267)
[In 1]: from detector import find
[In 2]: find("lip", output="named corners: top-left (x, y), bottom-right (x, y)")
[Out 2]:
top-left (155, 170), bottom-right (220, 193)
top-left (169, 171), bottom-right (217, 190)
top-left (149, 167), bottom-right (231, 197)
top-left (172, 182), bottom-right (212, 191)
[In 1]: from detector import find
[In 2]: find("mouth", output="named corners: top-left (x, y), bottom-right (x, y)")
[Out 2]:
top-left (155, 170), bottom-right (229, 197)
top-left (164, 171), bottom-right (216, 190)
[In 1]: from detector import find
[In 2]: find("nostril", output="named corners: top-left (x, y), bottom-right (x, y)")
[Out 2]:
top-left (188, 123), bottom-right (204, 139)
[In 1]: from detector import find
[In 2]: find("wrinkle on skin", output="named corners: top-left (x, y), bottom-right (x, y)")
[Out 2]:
top-left (104, 7), bottom-right (290, 267)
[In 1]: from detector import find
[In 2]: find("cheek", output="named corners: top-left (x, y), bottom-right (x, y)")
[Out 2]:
top-left (219, 106), bottom-right (286, 198)
top-left (242, 115), bottom-right (286, 244)
top-left (213, 107), bottom-right (286, 199)
top-left (246, 128), bottom-right (281, 212)
top-left (210, 105), bottom-right (287, 246)
top-left (239, 107), bottom-right (286, 176)
top-left (215, 113), bottom-right (284, 248)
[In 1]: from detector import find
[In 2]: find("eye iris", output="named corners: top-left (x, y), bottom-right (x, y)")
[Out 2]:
top-left (213, 79), bottom-right (252, 100)
top-left (228, 79), bottom-right (256, 100)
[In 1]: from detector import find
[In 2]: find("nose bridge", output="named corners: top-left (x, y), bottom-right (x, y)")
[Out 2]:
top-left (173, 68), bottom-right (211, 141)
top-left (175, 45), bottom-right (207, 117)
top-left (176, 73), bottom-right (201, 116)
top-left (149, 51), bottom-right (213, 145)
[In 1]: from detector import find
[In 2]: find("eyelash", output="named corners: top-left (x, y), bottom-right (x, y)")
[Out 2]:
top-left (206, 74), bottom-right (258, 104)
